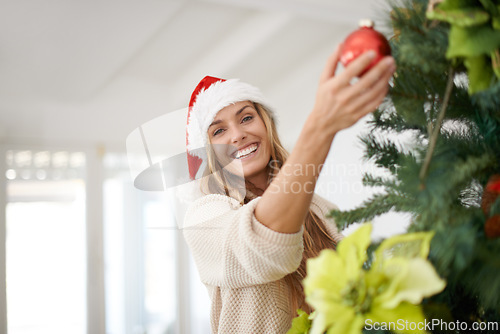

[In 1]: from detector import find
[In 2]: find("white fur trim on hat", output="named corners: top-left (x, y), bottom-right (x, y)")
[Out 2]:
top-left (186, 79), bottom-right (273, 155)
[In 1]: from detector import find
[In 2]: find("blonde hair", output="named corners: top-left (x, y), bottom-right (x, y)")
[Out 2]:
top-left (202, 102), bottom-right (337, 314)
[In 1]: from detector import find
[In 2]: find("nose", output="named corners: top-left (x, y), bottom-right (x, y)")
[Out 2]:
top-left (230, 125), bottom-right (247, 144)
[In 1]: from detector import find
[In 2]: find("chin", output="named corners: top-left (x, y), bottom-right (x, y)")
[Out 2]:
top-left (242, 161), bottom-right (268, 178)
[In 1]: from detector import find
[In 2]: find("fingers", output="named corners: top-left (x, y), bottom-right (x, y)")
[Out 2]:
top-left (351, 78), bottom-right (390, 118)
top-left (348, 61), bottom-right (395, 118)
top-left (340, 55), bottom-right (394, 104)
top-left (328, 50), bottom-right (378, 88)
top-left (318, 44), bottom-right (342, 85)
top-left (353, 56), bottom-right (395, 92)
top-left (312, 50), bottom-right (395, 135)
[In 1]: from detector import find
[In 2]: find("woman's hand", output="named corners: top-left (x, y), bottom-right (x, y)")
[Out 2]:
top-left (312, 44), bottom-right (396, 135)
top-left (255, 46), bottom-right (395, 234)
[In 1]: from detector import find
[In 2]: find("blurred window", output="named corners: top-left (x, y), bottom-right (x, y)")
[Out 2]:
top-left (5, 150), bottom-right (86, 334)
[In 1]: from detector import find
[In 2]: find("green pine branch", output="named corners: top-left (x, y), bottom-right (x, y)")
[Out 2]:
top-left (328, 192), bottom-right (415, 230)
top-left (329, 0), bottom-right (500, 326)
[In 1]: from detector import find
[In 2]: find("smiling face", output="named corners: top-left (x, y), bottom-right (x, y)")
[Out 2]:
top-left (208, 101), bottom-right (271, 188)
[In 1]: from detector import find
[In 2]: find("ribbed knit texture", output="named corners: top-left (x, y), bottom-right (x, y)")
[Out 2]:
top-left (183, 193), bottom-right (343, 333)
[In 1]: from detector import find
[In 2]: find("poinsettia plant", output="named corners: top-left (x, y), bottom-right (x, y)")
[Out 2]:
top-left (288, 224), bottom-right (446, 334)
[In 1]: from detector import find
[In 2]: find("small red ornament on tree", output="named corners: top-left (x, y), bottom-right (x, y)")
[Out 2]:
top-left (485, 215), bottom-right (500, 239)
top-left (487, 175), bottom-right (500, 192)
top-left (481, 174), bottom-right (500, 216)
top-left (340, 19), bottom-right (392, 76)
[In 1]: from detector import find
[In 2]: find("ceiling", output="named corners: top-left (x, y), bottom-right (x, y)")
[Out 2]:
top-left (0, 0), bottom-right (389, 151)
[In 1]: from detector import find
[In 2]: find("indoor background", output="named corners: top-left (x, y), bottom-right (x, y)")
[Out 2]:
top-left (0, 0), bottom-right (409, 333)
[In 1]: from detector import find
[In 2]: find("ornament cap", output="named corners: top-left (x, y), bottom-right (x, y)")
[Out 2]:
top-left (358, 19), bottom-right (374, 28)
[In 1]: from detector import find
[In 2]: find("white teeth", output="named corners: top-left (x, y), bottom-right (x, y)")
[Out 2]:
top-left (235, 144), bottom-right (258, 159)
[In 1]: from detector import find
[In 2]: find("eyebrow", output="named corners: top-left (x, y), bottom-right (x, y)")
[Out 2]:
top-left (208, 105), bottom-right (252, 129)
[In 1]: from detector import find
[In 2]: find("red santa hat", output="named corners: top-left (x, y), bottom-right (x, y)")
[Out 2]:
top-left (186, 75), bottom-right (273, 180)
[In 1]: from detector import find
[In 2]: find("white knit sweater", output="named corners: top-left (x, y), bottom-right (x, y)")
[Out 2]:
top-left (183, 193), bottom-right (343, 334)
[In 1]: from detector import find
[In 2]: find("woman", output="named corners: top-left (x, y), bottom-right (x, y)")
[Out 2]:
top-left (182, 45), bottom-right (396, 333)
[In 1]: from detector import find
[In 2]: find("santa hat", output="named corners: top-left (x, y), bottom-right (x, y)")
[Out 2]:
top-left (186, 75), bottom-right (273, 180)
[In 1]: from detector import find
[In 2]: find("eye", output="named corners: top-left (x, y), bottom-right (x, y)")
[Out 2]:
top-left (213, 128), bottom-right (224, 136)
top-left (242, 115), bottom-right (253, 123)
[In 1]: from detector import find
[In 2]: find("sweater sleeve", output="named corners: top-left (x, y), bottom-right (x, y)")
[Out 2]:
top-left (310, 193), bottom-right (344, 244)
top-left (182, 194), bottom-right (304, 289)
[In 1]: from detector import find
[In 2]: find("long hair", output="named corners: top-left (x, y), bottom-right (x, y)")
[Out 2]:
top-left (201, 102), bottom-right (337, 314)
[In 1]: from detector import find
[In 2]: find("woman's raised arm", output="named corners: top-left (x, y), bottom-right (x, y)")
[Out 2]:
top-left (255, 44), bottom-right (396, 233)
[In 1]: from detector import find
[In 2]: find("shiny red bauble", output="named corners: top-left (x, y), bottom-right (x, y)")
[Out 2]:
top-left (340, 19), bottom-right (392, 76)
top-left (485, 215), bottom-right (500, 239)
top-left (481, 174), bottom-right (500, 216)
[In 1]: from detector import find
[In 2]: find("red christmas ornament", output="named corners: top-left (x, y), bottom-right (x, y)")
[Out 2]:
top-left (340, 19), bottom-right (392, 76)
top-left (481, 174), bottom-right (500, 216)
top-left (485, 215), bottom-right (500, 239)
top-left (486, 175), bottom-right (500, 192)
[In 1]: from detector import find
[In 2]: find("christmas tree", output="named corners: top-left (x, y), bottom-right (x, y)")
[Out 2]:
top-left (289, 0), bottom-right (500, 333)
top-left (334, 0), bottom-right (500, 331)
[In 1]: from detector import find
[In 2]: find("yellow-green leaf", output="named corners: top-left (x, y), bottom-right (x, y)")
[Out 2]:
top-left (325, 313), bottom-right (364, 334)
top-left (373, 231), bottom-right (434, 267)
top-left (446, 24), bottom-right (500, 58)
top-left (376, 258), bottom-right (446, 309)
top-left (438, 0), bottom-right (480, 11)
top-left (465, 55), bottom-right (495, 94)
top-left (309, 305), bottom-right (354, 334)
top-left (287, 309), bottom-right (312, 334)
top-left (366, 302), bottom-right (428, 334)
top-left (337, 224), bottom-right (372, 278)
top-left (492, 49), bottom-right (500, 78)
top-left (494, 5), bottom-right (500, 29)
top-left (494, 14), bottom-right (500, 29)
top-left (426, 8), bottom-right (490, 27)
top-left (304, 249), bottom-right (346, 296)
